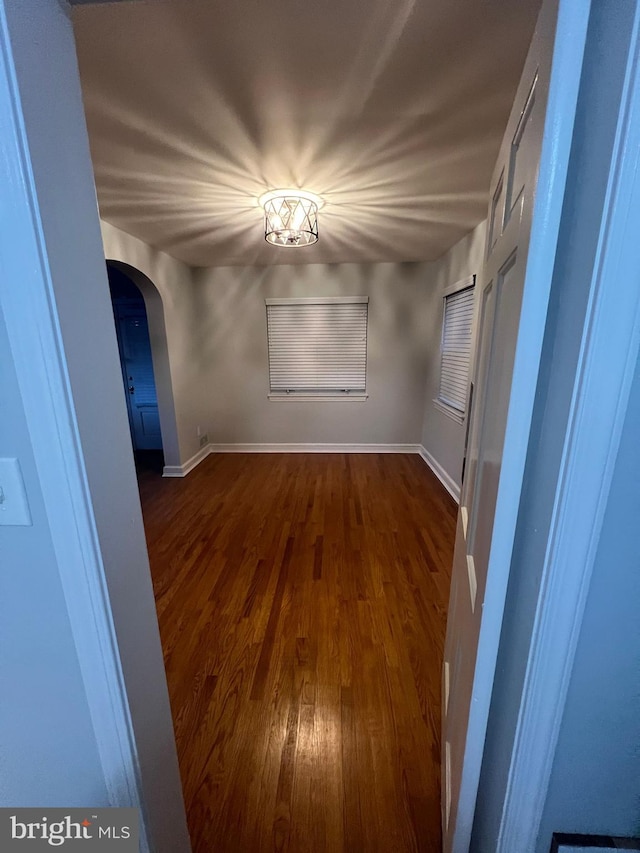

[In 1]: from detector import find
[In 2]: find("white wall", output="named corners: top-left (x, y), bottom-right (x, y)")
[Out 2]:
top-left (420, 221), bottom-right (487, 491)
top-left (102, 219), bottom-right (488, 479)
top-left (101, 220), bottom-right (202, 464)
top-left (0, 304), bottom-right (108, 806)
top-left (537, 350), bottom-right (640, 845)
top-left (190, 261), bottom-right (434, 446)
top-left (0, 1), bottom-right (189, 848)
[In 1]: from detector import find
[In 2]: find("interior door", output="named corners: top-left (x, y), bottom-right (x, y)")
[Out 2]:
top-left (114, 303), bottom-right (162, 451)
top-left (442, 0), bottom-right (574, 849)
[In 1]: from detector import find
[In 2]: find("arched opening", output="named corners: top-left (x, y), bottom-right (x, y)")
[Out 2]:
top-left (106, 260), bottom-right (180, 474)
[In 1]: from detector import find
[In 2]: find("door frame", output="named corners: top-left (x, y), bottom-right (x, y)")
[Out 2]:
top-left (497, 1), bottom-right (640, 846)
top-left (451, 0), bottom-right (592, 848)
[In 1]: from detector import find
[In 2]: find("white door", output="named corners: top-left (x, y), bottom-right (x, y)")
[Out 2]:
top-left (441, 0), bottom-right (588, 849)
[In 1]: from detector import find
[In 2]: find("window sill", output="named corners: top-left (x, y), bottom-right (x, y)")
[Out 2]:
top-left (268, 393), bottom-right (369, 402)
top-left (433, 398), bottom-right (465, 424)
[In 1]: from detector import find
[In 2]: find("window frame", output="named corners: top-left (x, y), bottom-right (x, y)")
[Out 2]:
top-left (265, 296), bottom-right (369, 402)
top-left (434, 275), bottom-right (476, 423)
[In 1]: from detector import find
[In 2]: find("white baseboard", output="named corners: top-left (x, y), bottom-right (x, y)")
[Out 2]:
top-left (208, 442), bottom-right (421, 454)
top-left (418, 445), bottom-right (460, 503)
top-left (162, 442), bottom-right (422, 477)
top-left (163, 443), bottom-right (460, 500)
top-left (162, 444), bottom-right (211, 478)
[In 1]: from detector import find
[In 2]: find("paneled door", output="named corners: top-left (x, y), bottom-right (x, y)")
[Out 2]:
top-left (113, 303), bottom-right (162, 451)
top-left (441, 0), bottom-right (588, 849)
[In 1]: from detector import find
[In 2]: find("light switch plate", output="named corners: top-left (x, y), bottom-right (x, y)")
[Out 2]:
top-left (0, 458), bottom-right (32, 526)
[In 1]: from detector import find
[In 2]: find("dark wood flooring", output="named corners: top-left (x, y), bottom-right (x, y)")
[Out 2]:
top-left (138, 453), bottom-right (457, 853)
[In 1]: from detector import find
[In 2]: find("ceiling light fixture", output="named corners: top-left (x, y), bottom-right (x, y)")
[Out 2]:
top-left (258, 189), bottom-right (323, 248)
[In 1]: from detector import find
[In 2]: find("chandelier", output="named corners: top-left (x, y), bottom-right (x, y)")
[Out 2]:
top-left (259, 190), bottom-right (322, 247)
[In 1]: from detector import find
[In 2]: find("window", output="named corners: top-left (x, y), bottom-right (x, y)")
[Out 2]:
top-left (266, 296), bottom-right (368, 400)
top-left (435, 276), bottom-right (475, 421)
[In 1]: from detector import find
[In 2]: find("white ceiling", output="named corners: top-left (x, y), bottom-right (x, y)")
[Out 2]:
top-left (72, 0), bottom-right (540, 268)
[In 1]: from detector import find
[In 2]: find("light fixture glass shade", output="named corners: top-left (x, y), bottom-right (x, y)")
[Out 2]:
top-left (262, 193), bottom-right (319, 247)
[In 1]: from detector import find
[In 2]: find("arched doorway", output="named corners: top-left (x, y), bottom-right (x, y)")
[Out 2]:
top-left (105, 259), bottom-right (181, 475)
top-left (107, 262), bottom-right (164, 469)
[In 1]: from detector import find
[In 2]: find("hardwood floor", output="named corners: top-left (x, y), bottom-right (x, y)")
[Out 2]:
top-left (138, 453), bottom-right (457, 852)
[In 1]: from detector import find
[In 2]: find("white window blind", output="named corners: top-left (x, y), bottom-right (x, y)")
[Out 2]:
top-left (266, 297), bottom-right (368, 395)
top-left (438, 277), bottom-right (475, 414)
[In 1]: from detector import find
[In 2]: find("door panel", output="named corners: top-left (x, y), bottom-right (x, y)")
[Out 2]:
top-left (505, 75), bottom-right (538, 225)
top-left (441, 0), bottom-right (568, 849)
top-left (461, 281), bottom-right (495, 524)
top-left (488, 171), bottom-right (505, 253)
top-left (462, 276), bottom-right (495, 528)
top-left (140, 409), bottom-right (162, 440)
top-left (467, 254), bottom-right (520, 576)
top-left (113, 304), bottom-right (162, 451)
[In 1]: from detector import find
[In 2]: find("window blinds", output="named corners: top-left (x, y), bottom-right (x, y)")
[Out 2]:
top-left (266, 297), bottom-right (368, 394)
top-left (439, 282), bottom-right (475, 413)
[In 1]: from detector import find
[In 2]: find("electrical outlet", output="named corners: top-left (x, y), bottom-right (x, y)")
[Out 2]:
top-left (199, 434), bottom-right (208, 448)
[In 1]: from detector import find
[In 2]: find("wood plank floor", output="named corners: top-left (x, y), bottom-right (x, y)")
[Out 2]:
top-left (138, 453), bottom-right (457, 853)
